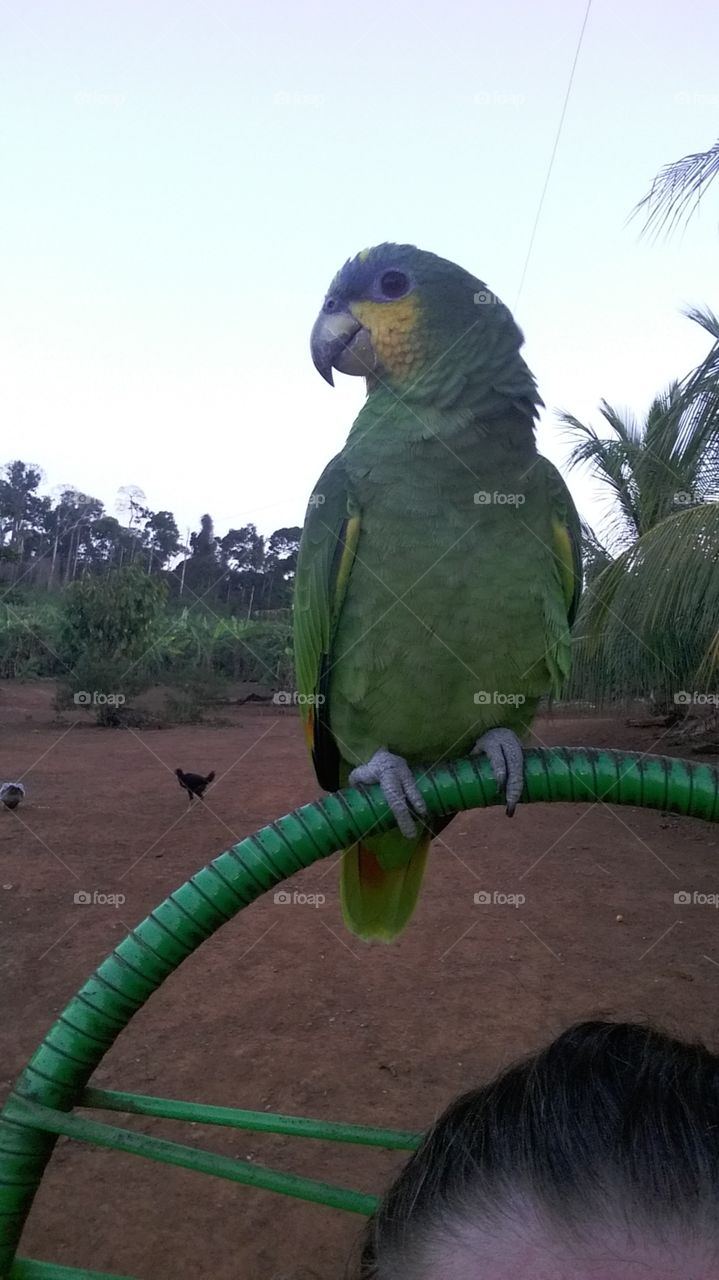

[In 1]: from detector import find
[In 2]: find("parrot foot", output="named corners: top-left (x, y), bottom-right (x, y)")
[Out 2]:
top-left (472, 728), bottom-right (524, 816)
top-left (349, 749), bottom-right (427, 839)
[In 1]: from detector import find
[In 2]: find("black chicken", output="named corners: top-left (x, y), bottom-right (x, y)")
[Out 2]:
top-left (175, 768), bottom-right (215, 804)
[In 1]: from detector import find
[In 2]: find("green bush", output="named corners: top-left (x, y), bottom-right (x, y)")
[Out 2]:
top-left (210, 620), bottom-right (292, 683)
top-left (55, 568), bottom-right (168, 720)
top-left (0, 603), bottom-right (63, 678)
top-left (60, 567), bottom-right (168, 666)
top-left (2, 578), bottom-right (296, 722)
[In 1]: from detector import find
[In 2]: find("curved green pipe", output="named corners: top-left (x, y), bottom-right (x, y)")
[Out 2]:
top-left (1, 748), bottom-right (718, 1279)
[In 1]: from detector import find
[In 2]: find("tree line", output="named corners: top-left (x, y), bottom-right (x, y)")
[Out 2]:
top-left (0, 462), bottom-right (300, 616)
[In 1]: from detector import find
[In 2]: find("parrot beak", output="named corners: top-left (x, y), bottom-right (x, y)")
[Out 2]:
top-left (310, 306), bottom-right (377, 386)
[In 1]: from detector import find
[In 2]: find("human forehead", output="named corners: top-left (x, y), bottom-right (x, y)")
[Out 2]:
top-left (410, 1218), bottom-right (719, 1280)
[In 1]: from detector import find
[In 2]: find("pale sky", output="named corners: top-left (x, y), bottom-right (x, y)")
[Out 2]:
top-left (2, 0), bottom-right (718, 546)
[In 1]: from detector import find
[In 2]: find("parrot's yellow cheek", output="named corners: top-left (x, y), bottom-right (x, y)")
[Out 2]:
top-left (350, 297), bottom-right (425, 383)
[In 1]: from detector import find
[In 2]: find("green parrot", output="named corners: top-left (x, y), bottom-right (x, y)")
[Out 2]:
top-left (294, 244), bottom-right (581, 942)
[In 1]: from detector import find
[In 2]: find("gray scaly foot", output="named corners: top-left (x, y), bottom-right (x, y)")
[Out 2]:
top-left (349, 749), bottom-right (427, 839)
top-left (472, 728), bottom-right (524, 816)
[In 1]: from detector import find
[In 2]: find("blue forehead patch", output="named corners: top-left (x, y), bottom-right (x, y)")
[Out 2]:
top-left (328, 243), bottom-right (418, 302)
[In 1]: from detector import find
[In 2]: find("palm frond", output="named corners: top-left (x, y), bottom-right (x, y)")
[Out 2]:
top-left (557, 409), bottom-right (641, 546)
top-left (684, 305), bottom-right (719, 343)
top-left (561, 306), bottom-right (719, 708)
top-left (568, 503), bottom-right (719, 704)
top-left (597, 401), bottom-right (643, 447)
top-left (632, 138), bottom-right (719, 237)
top-left (579, 518), bottom-right (614, 585)
top-left (668, 308), bottom-right (719, 496)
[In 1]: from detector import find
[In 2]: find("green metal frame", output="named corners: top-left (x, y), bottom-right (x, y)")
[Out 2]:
top-left (1, 748), bottom-right (718, 1279)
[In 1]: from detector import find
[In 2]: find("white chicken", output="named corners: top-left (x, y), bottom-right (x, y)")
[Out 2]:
top-left (0, 782), bottom-right (25, 810)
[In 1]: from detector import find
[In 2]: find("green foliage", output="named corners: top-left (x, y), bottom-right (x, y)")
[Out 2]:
top-left (568, 502), bottom-right (719, 707)
top-left (209, 619), bottom-right (292, 683)
top-left (562, 309), bottom-right (719, 707)
top-left (0, 459), bottom-right (300, 719)
top-left (1, 567), bottom-right (294, 728)
top-left (60, 567), bottom-right (168, 666)
top-left (55, 568), bottom-right (168, 718)
top-left (0, 601), bottom-right (63, 678)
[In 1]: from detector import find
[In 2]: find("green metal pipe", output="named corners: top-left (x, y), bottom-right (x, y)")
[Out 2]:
top-left (11, 1262), bottom-right (137, 1280)
top-left (4, 1098), bottom-right (378, 1218)
top-left (80, 1088), bottom-right (420, 1150)
top-left (1, 749), bottom-right (718, 1279)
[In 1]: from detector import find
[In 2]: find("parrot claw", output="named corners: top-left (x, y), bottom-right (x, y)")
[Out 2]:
top-left (349, 749), bottom-right (427, 839)
top-left (472, 728), bottom-right (524, 816)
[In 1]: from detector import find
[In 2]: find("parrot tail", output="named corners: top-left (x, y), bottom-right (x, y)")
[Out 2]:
top-left (340, 834), bottom-right (431, 943)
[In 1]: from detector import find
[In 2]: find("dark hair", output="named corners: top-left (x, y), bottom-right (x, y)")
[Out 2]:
top-left (358, 1020), bottom-right (719, 1277)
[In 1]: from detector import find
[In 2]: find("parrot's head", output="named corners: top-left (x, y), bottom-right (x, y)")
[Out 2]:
top-left (310, 243), bottom-right (538, 414)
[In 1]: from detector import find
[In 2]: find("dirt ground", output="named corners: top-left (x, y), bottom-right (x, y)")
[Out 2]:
top-left (1, 681), bottom-right (719, 1280)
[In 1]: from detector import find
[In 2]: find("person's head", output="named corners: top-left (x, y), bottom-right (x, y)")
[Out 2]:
top-left (358, 1021), bottom-right (719, 1280)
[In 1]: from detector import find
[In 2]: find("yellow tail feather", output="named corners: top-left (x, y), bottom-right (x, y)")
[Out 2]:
top-left (339, 836), bottom-right (431, 942)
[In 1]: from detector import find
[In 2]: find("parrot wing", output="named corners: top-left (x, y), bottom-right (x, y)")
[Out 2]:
top-left (535, 455), bottom-right (583, 689)
top-left (294, 457), bottom-right (431, 940)
top-left (293, 452), bottom-right (361, 791)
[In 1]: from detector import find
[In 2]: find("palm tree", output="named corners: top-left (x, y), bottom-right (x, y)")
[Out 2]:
top-left (631, 139), bottom-right (719, 520)
top-left (560, 310), bottom-right (719, 710)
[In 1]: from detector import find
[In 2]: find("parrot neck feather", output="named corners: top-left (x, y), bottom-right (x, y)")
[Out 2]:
top-left (345, 393), bottom-right (538, 472)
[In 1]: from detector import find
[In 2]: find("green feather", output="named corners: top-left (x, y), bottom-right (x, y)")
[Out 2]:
top-left (340, 834), bottom-right (430, 943)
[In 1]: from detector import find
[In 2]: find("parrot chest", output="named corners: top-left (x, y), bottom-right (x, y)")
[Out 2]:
top-left (328, 439), bottom-right (559, 765)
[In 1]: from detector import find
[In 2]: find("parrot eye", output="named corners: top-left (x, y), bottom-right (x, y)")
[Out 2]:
top-left (378, 270), bottom-right (411, 300)
top-left (323, 296), bottom-right (339, 313)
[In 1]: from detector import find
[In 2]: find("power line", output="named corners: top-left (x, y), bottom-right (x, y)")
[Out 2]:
top-left (514, 0), bottom-right (594, 309)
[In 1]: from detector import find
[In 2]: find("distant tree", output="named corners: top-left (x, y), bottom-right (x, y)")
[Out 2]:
top-left (266, 526), bottom-right (301, 571)
top-left (0, 461), bottom-right (47, 560)
top-left (44, 488), bottom-right (105, 585)
top-left (82, 515), bottom-right (124, 568)
top-left (215, 524), bottom-right (263, 612)
top-left (114, 485), bottom-right (149, 565)
top-left (144, 510), bottom-right (180, 570)
top-left (116, 485), bottom-right (148, 527)
top-left (262, 525), bottom-right (301, 609)
top-left (220, 524), bottom-right (265, 573)
top-left (180, 513), bottom-right (221, 596)
top-left (191, 513), bottom-right (220, 560)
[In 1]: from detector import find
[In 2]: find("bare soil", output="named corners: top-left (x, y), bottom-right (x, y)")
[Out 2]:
top-left (1, 682), bottom-right (718, 1279)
